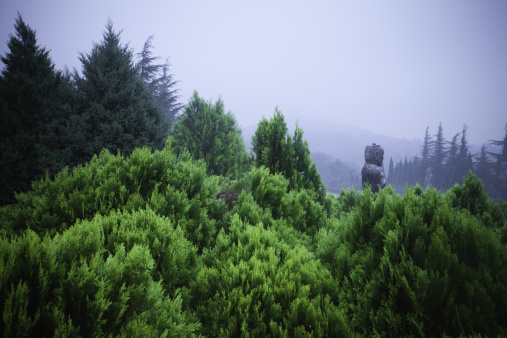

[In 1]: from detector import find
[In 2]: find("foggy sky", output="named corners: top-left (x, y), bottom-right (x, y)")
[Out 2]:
top-left (1, 0), bottom-right (506, 146)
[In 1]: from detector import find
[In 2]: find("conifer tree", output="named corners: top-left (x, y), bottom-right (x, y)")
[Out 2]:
top-left (168, 91), bottom-right (250, 179)
top-left (76, 20), bottom-right (168, 158)
top-left (252, 108), bottom-right (290, 174)
top-left (137, 35), bottom-right (161, 91)
top-left (0, 14), bottom-right (62, 204)
top-left (137, 36), bottom-right (182, 132)
top-left (489, 123), bottom-right (507, 174)
top-left (156, 59), bottom-right (183, 130)
top-left (387, 157), bottom-right (394, 184)
top-left (475, 144), bottom-right (492, 188)
top-left (488, 124), bottom-right (507, 200)
top-left (457, 124), bottom-right (471, 180)
top-left (420, 126), bottom-right (433, 185)
top-left (445, 132), bottom-right (460, 186)
top-left (431, 123), bottom-right (447, 189)
top-left (252, 108), bottom-right (326, 204)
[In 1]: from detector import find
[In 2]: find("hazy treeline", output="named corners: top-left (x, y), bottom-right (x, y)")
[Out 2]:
top-left (387, 123), bottom-right (507, 201)
top-left (1, 15), bottom-right (507, 337)
top-left (311, 152), bottom-right (361, 194)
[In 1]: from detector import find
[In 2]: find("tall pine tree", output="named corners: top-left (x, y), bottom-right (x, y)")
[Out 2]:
top-left (137, 35), bottom-right (161, 91)
top-left (431, 123), bottom-right (447, 189)
top-left (457, 124), bottom-right (471, 181)
top-left (0, 14), bottom-right (62, 204)
top-left (137, 36), bottom-right (182, 134)
top-left (76, 20), bottom-right (168, 158)
top-left (157, 59), bottom-right (183, 130)
top-left (475, 144), bottom-right (492, 189)
top-left (488, 123), bottom-right (507, 200)
top-left (420, 126), bottom-right (433, 185)
top-left (445, 132), bottom-right (460, 186)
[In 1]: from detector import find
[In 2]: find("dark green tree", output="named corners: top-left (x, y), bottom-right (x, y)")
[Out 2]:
top-left (167, 91), bottom-right (250, 179)
top-left (252, 108), bottom-right (326, 204)
top-left (34, 69), bottom-right (85, 173)
top-left (0, 13), bottom-right (62, 205)
top-left (76, 20), bottom-right (168, 158)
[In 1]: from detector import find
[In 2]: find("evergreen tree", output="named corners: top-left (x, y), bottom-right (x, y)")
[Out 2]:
top-left (34, 69), bottom-right (85, 174)
top-left (168, 91), bottom-right (250, 179)
top-left (431, 123), bottom-right (447, 189)
top-left (420, 126), bottom-right (433, 185)
top-left (252, 108), bottom-right (289, 174)
top-left (489, 123), bottom-right (507, 174)
top-left (156, 59), bottom-right (183, 130)
top-left (137, 35), bottom-right (161, 91)
top-left (402, 157), bottom-right (409, 184)
top-left (137, 36), bottom-right (182, 132)
top-left (394, 160), bottom-right (403, 185)
top-left (475, 144), bottom-right (492, 188)
top-left (252, 108), bottom-right (326, 204)
top-left (0, 14), bottom-right (62, 205)
top-left (410, 156), bottom-right (421, 186)
top-left (387, 157), bottom-right (394, 184)
top-left (457, 124), bottom-right (471, 180)
top-left (76, 20), bottom-right (168, 158)
top-left (445, 132), bottom-right (460, 186)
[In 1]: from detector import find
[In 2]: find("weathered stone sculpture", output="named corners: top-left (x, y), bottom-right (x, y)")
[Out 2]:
top-left (361, 143), bottom-right (386, 193)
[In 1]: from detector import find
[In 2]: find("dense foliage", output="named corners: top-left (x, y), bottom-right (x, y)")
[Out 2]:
top-left (168, 91), bottom-right (251, 180)
top-left (1, 140), bottom-right (506, 336)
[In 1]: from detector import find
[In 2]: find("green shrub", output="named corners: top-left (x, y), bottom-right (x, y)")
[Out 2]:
top-left (0, 145), bottom-right (222, 251)
top-left (191, 215), bottom-right (351, 337)
top-left (316, 173), bottom-right (507, 336)
top-left (0, 209), bottom-right (200, 337)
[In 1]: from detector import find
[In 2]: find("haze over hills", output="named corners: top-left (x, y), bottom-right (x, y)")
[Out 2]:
top-left (241, 116), bottom-right (425, 193)
top-left (242, 116), bottom-right (423, 170)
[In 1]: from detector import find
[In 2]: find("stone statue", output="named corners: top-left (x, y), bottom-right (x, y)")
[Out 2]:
top-left (361, 143), bottom-right (386, 193)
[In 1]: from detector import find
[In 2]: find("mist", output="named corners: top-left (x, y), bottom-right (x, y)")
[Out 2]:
top-left (1, 0), bottom-right (506, 149)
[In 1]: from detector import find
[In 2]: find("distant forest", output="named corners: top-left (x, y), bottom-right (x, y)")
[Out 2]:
top-left (387, 123), bottom-right (507, 201)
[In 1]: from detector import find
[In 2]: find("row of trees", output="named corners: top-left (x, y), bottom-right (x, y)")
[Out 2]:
top-left (0, 14), bottom-right (326, 210)
top-left (0, 15), bottom-right (182, 205)
top-left (387, 123), bottom-right (507, 201)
